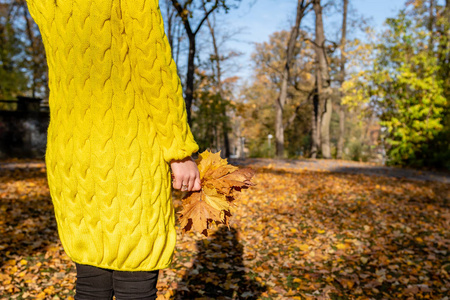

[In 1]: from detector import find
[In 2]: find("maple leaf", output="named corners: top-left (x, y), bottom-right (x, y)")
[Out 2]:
top-left (205, 168), bottom-right (256, 194)
top-left (178, 192), bottom-right (222, 236)
top-left (178, 150), bottom-right (255, 236)
top-left (202, 186), bottom-right (230, 213)
top-left (196, 151), bottom-right (237, 180)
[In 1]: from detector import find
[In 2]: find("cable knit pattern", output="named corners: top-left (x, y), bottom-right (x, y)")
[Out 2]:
top-left (26, 0), bottom-right (199, 271)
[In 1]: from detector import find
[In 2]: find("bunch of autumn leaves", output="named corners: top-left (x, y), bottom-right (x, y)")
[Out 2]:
top-left (178, 151), bottom-right (255, 236)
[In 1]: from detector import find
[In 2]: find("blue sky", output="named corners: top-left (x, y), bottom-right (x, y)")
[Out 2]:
top-left (210, 0), bottom-right (405, 80)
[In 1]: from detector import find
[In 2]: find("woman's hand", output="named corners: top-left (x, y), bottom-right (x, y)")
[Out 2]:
top-left (170, 156), bottom-right (201, 192)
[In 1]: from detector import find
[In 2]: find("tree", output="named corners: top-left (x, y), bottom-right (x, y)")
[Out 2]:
top-left (192, 69), bottom-right (238, 154)
top-left (201, 9), bottom-right (242, 157)
top-left (345, 11), bottom-right (447, 167)
top-left (311, 0), bottom-right (332, 159)
top-left (242, 30), bottom-right (315, 158)
top-left (336, 0), bottom-right (348, 159)
top-left (275, 0), bottom-right (311, 158)
top-left (170, 0), bottom-right (238, 124)
top-left (407, 0), bottom-right (450, 168)
top-left (0, 1), bottom-right (47, 100)
top-left (0, 2), bottom-right (28, 100)
top-left (21, 1), bottom-right (47, 98)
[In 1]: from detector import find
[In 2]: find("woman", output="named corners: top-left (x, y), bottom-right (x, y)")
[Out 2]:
top-left (25, 0), bottom-right (200, 298)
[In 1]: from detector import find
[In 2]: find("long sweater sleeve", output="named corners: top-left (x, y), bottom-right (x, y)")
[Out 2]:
top-left (122, 0), bottom-right (199, 163)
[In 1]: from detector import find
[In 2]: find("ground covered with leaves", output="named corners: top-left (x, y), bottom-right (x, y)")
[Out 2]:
top-left (0, 160), bottom-right (449, 299)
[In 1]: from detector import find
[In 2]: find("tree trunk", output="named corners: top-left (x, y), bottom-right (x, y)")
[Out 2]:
top-left (275, 86), bottom-right (286, 157)
top-left (337, 0), bottom-right (348, 159)
top-left (23, 5), bottom-right (37, 98)
top-left (171, 0), bottom-right (221, 125)
top-left (205, 11), bottom-right (231, 157)
top-left (337, 102), bottom-right (345, 158)
top-left (321, 97), bottom-right (332, 158)
top-left (313, 0), bottom-right (332, 159)
top-left (447, 0), bottom-right (450, 22)
top-left (444, 0), bottom-right (450, 59)
top-left (276, 0), bottom-right (309, 158)
top-left (441, 0), bottom-right (450, 101)
top-left (175, 22), bottom-right (183, 67)
top-left (165, 0), bottom-right (174, 51)
top-left (311, 81), bottom-right (320, 158)
top-left (185, 35), bottom-right (195, 124)
top-left (429, 0), bottom-right (435, 51)
top-left (442, 0), bottom-right (450, 54)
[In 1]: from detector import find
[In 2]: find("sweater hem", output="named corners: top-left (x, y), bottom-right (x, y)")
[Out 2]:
top-left (70, 257), bottom-right (172, 272)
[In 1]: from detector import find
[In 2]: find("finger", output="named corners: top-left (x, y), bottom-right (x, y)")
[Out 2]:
top-left (173, 175), bottom-right (182, 190)
top-left (172, 179), bottom-right (177, 190)
top-left (181, 177), bottom-right (189, 191)
top-left (193, 178), bottom-right (202, 191)
top-left (187, 175), bottom-right (195, 191)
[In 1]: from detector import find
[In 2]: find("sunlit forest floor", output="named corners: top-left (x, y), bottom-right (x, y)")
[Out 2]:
top-left (0, 159), bottom-right (448, 299)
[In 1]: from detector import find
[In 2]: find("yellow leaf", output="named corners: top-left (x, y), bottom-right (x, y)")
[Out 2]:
top-left (0, 274), bottom-right (11, 285)
top-left (47, 246), bottom-right (60, 252)
top-left (196, 151), bottom-right (232, 179)
top-left (345, 280), bottom-right (355, 289)
top-left (286, 289), bottom-right (296, 296)
top-left (163, 290), bottom-right (174, 299)
top-left (299, 244), bottom-right (309, 251)
top-left (336, 243), bottom-right (347, 250)
top-left (6, 259), bottom-right (16, 266)
top-left (202, 186), bottom-right (230, 212)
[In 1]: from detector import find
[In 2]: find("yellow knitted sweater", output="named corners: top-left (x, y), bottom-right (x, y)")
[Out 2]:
top-left (26, 0), bottom-right (198, 271)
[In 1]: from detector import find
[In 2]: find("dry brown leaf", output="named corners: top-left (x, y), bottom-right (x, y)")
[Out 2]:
top-left (178, 192), bottom-right (222, 236)
top-left (206, 168), bottom-right (256, 194)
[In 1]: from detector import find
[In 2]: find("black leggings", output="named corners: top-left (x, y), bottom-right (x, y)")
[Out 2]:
top-left (74, 263), bottom-right (159, 300)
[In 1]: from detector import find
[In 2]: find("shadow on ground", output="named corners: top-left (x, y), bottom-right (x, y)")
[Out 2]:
top-left (173, 227), bottom-right (266, 300)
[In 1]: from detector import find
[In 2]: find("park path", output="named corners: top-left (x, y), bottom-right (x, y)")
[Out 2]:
top-left (1, 158), bottom-right (449, 184)
top-left (232, 158), bottom-right (450, 184)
